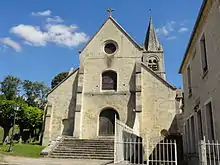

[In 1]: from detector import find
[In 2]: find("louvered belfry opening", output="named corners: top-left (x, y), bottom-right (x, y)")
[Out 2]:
top-left (102, 70), bottom-right (117, 90)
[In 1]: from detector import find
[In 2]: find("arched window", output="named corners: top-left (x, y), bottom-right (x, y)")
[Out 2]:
top-left (102, 71), bottom-right (117, 90)
top-left (148, 57), bottom-right (159, 71)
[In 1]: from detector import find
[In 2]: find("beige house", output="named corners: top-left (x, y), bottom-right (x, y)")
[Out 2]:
top-left (42, 14), bottom-right (180, 152)
top-left (179, 0), bottom-right (220, 162)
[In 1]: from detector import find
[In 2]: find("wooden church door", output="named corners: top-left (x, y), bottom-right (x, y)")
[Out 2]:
top-left (99, 109), bottom-right (119, 136)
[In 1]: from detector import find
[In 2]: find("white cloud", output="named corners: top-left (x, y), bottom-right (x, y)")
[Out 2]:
top-left (180, 20), bottom-right (188, 26)
top-left (156, 27), bottom-right (169, 36)
top-left (167, 36), bottom-right (177, 40)
top-left (46, 24), bottom-right (89, 47)
top-left (0, 45), bottom-right (8, 52)
top-left (166, 21), bottom-right (176, 32)
top-left (178, 27), bottom-right (189, 33)
top-left (0, 37), bottom-right (22, 52)
top-left (46, 16), bottom-right (64, 23)
top-left (10, 10), bottom-right (89, 49)
top-left (11, 23), bottom-right (89, 48)
top-left (156, 20), bottom-right (176, 36)
top-left (11, 25), bottom-right (48, 46)
top-left (31, 10), bottom-right (51, 17)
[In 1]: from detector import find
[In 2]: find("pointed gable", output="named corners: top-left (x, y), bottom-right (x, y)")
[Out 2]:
top-left (80, 16), bottom-right (143, 53)
top-left (144, 17), bottom-right (163, 52)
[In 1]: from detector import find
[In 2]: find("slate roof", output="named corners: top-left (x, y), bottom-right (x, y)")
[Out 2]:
top-left (144, 17), bottom-right (163, 52)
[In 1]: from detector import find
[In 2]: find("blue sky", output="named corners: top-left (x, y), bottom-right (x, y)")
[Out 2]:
top-left (0, 0), bottom-right (203, 88)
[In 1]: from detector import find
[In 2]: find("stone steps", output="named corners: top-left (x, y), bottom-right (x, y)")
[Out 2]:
top-left (51, 152), bottom-right (113, 156)
top-left (49, 137), bottom-right (114, 160)
top-left (49, 155), bottom-right (114, 160)
top-left (60, 143), bottom-right (113, 146)
top-left (56, 146), bottom-right (113, 150)
top-left (59, 142), bottom-right (113, 145)
top-left (53, 151), bottom-right (114, 155)
top-left (53, 148), bottom-right (114, 152)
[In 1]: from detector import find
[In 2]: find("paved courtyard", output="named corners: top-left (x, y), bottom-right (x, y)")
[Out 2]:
top-left (0, 155), bottom-right (112, 165)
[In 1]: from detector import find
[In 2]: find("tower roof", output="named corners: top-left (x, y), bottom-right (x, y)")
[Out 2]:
top-left (144, 17), bottom-right (162, 52)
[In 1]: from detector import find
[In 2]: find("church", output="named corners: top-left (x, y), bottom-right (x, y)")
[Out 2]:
top-left (42, 12), bottom-right (181, 149)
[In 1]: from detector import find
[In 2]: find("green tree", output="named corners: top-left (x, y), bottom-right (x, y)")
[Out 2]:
top-left (0, 76), bottom-right (47, 143)
top-left (22, 80), bottom-right (50, 108)
top-left (0, 94), bottom-right (6, 100)
top-left (17, 104), bottom-right (43, 142)
top-left (0, 75), bottom-right (21, 100)
top-left (0, 98), bottom-right (43, 143)
top-left (51, 72), bottom-right (68, 89)
top-left (0, 99), bottom-right (17, 143)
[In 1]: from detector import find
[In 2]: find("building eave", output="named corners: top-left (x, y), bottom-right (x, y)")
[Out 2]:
top-left (141, 63), bottom-right (176, 90)
top-left (80, 16), bottom-right (143, 54)
top-left (179, 0), bottom-right (208, 74)
top-left (47, 68), bottom-right (79, 96)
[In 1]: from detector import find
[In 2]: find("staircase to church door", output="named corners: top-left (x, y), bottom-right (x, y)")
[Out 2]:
top-left (48, 137), bottom-right (114, 160)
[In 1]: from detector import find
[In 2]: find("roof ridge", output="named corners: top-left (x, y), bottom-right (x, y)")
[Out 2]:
top-left (47, 68), bottom-right (79, 96)
top-left (109, 16), bottom-right (143, 50)
top-left (80, 16), bottom-right (143, 53)
top-left (141, 62), bottom-right (176, 90)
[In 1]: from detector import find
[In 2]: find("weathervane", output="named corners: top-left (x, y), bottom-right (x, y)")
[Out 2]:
top-left (149, 9), bottom-right (152, 22)
top-left (107, 8), bottom-right (115, 17)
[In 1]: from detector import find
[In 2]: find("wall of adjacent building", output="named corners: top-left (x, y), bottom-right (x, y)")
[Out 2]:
top-left (181, 0), bottom-right (220, 161)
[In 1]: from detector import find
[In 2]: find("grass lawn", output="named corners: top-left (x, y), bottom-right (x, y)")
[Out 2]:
top-left (0, 143), bottom-right (45, 158)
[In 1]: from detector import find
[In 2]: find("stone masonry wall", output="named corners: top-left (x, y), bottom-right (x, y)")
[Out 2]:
top-left (141, 65), bottom-right (176, 158)
top-left (42, 71), bottom-right (79, 145)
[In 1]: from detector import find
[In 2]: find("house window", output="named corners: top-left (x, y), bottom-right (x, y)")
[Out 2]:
top-left (197, 110), bottom-right (203, 140)
top-left (206, 102), bottom-right (215, 140)
top-left (187, 65), bottom-right (192, 96)
top-left (200, 35), bottom-right (208, 74)
top-left (190, 116), bottom-right (196, 153)
top-left (186, 119), bottom-right (191, 153)
top-left (102, 71), bottom-right (117, 90)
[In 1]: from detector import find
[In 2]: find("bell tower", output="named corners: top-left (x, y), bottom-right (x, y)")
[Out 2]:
top-left (142, 17), bottom-right (166, 79)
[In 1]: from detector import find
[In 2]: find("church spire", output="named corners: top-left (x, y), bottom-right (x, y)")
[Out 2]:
top-left (144, 16), bottom-right (162, 51)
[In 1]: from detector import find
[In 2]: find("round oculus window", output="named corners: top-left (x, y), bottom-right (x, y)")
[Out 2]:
top-left (104, 42), bottom-right (117, 54)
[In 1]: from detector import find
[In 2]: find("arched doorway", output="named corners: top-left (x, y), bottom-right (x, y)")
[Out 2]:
top-left (99, 108), bottom-right (119, 136)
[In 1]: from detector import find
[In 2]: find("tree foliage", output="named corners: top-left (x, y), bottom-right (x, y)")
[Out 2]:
top-left (0, 75), bottom-right (21, 100)
top-left (0, 75), bottom-right (49, 143)
top-left (0, 97), bottom-right (43, 143)
top-left (0, 99), bottom-right (18, 142)
top-left (22, 80), bottom-right (50, 108)
top-left (51, 72), bottom-right (68, 89)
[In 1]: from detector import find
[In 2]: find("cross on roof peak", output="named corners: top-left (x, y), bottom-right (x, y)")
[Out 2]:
top-left (107, 8), bottom-right (115, 17)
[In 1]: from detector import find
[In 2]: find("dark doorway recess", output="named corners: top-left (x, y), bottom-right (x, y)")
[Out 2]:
top-left (99, 108), bottom-right (119, 136)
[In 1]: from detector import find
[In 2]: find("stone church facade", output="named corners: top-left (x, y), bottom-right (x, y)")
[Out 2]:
top-left (42, 15), bottom-right (181, 146)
